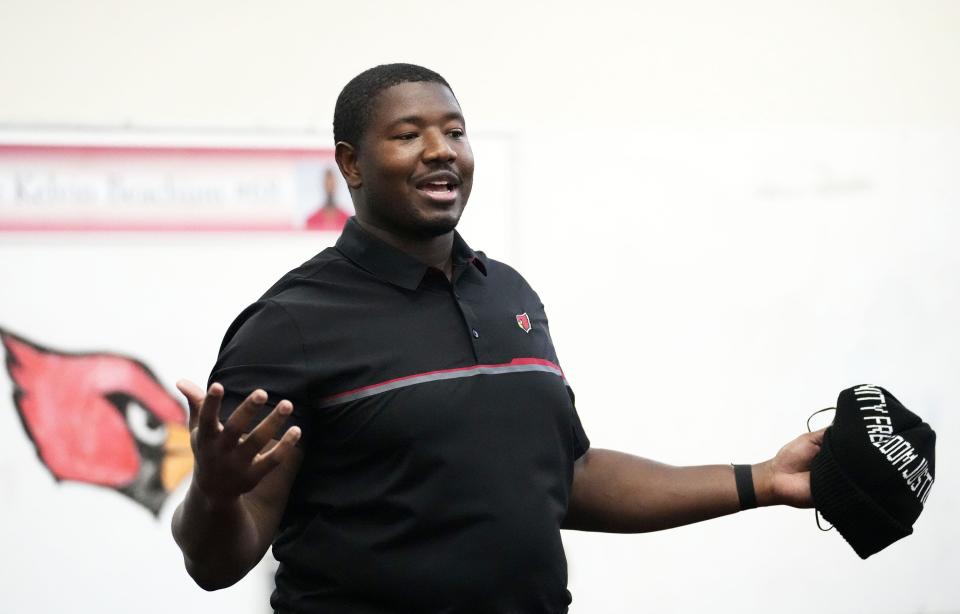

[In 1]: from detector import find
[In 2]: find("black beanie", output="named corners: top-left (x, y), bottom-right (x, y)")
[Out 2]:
top-left (810, 384), bottom-right (936, 559)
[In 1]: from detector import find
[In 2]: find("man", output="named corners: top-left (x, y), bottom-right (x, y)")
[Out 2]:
top-left (172, 64), bottom-right (823, 613)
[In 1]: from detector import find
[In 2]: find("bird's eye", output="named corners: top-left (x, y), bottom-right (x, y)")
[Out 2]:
top-left (125, 401), bottom-right (168, 447)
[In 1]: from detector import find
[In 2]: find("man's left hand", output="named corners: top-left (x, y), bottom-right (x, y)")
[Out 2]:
top-left (754, 428), bottom-right (826, 508)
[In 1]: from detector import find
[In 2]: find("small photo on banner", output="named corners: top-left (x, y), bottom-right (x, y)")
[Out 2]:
top-left (0, 141), bottom-right (352, 232)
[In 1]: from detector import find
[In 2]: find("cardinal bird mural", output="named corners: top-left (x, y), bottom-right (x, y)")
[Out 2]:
top-left (1, 328), bottom-right (192, 516)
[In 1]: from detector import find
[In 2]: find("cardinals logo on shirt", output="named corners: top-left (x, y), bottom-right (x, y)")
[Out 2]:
top-left (516, 312), bottom-right (532, 333)
top-left (1, 328), bottom-right (192, 516)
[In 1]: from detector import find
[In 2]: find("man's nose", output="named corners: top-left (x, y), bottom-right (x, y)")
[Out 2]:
top-left (422, 130), bottom-right (457, 163)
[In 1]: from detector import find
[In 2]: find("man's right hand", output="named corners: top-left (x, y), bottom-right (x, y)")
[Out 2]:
top-left (172, 380), bottom-right (304, 590)
top-left (176, 380), bottom-right (302, 507)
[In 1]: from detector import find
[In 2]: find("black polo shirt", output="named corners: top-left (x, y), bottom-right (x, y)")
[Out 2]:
top-left (210, 218), bottom-right (590, 614)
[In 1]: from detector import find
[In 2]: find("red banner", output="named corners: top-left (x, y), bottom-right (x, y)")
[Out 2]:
top-left (0, 143), bottom-right (352, 232)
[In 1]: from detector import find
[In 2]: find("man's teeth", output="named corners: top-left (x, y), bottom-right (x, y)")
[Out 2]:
top-left (422, 182), bottom-right (454, 192)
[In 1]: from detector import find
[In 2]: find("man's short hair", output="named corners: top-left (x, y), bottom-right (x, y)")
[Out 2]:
top-left (333, 63), bottom-right (454, 147)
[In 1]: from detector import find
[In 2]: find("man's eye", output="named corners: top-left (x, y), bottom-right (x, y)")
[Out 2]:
top-left (449, 129), bottom-right (465, 139)
top-left (395, 133), bottom-right (418, 140)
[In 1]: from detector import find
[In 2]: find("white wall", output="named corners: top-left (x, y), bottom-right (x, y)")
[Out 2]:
top-left (1, 2), bottom-right (958, 613)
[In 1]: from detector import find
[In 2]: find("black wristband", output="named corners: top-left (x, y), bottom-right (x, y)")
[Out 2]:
top-left (733, 464), bottom-right (758, 510)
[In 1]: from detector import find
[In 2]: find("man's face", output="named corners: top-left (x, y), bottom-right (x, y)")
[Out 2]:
top-left (352, 81), bottom-right (474, 239)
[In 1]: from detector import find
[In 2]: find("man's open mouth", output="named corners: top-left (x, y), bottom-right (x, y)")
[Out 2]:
top-left (414, 172), bottom-right (461, 202)
top-left (418, 181), bottom-right (457, 193)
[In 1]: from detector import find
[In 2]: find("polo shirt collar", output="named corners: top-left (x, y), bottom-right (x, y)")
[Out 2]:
top-left (335, 217), bottom-right (487, 290)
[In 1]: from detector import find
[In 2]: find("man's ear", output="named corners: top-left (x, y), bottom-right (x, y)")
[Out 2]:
top-left (335, 141), bottom-right (363, 190)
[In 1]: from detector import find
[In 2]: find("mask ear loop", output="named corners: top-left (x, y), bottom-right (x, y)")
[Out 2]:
top-left (807, 406), bottom-right (837, 532)
top-left (815, 509), bottom-right (834, 531)
top-left (807, 406), bottom-right (835, 433)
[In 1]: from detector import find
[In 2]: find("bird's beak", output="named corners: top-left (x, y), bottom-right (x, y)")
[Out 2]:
top-left (161, 422), bottom-right (193, 492)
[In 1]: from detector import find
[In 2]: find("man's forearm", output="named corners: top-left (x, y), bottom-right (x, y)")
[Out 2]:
top-left (562, 448), bottom-right (770, 533)
top-left (171, 481), bottom-right (273, 591)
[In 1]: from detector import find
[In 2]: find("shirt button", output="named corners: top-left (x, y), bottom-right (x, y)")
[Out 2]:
top-left (472, 329), bottom-right (480, 339)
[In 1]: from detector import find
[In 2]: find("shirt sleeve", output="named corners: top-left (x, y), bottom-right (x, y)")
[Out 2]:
top-left (565, 386), bottom-right (590, 460)
top-left (208, 299), bottom-right (314, 441)
top-left (536, 295), bottom-right (590, 460)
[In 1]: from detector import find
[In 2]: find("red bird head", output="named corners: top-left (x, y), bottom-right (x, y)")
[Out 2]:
top-left (2, 328), bottom-right (192, 516)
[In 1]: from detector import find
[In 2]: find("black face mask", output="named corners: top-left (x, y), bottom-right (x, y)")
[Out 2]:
top-left (808, 385), bottom-right (935, 559)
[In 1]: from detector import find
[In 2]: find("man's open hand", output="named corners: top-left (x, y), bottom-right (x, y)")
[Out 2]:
top-left (177, 380), bottom-right (301, 506)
